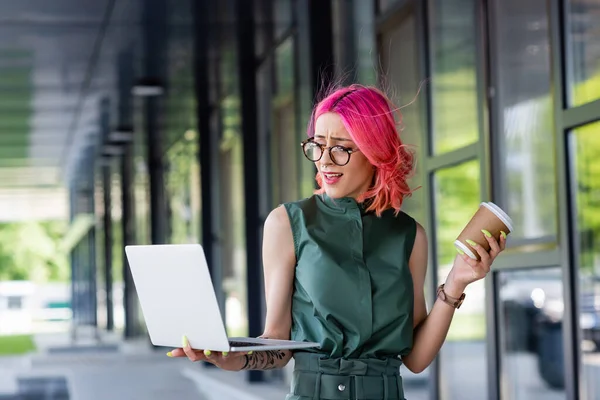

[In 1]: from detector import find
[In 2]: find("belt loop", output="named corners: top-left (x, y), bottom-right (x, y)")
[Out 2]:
top-left (382, 373), bottom-right (389, 400)
top-left (313, 371), bottom-right (323, 400)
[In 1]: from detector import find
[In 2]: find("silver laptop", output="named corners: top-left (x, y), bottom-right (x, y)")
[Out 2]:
top-left (124, 244), bottom-right (320, 352)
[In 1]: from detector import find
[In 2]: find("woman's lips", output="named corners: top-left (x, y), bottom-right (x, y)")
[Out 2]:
top-left (322, 172), bottom-right (343, 185)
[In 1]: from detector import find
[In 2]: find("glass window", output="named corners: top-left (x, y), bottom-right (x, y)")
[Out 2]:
top-left (276, 38), bottom-right (294, 95)
top-left (274, 0), bottom-right (292, 38)
top-left (165, 131), bottom-right (201, 245)
top-left (332, 0), bottom-right (354, 81)
top-left (255, 0), bottom-right (271, 56)
top-left (110, 170), bottom-right (125, 331)
top-left (296, 3), bottom-right (318, 198)
top-left (272, 39), bottom-right (298, 205)
top-left (493, 0), bottom-right (557, 244)
top-left (257, 61), bottom-right (275, 212)
top-left (570, 121), bottom-right (600, 400)
top-left (133, 127), bottom-right (151, 246)
top-left (219, 96), bottom-right (248, 337)
top-left (567, 0), bottom-right (600, 106)
top-left (430, 0), bottom-right (479, 154)
top-left (380, 13), bottom-right (425, 224)
top-left (95, 176), bottom-right (107, 328)
top-left (497, 267), bottom-right (565, 399)
top-left (380, 15), bottom-right (429, 397)
top-left (353, 0), bottom-right (377, 85)
top-left (434, 160), bottom-right (486, 400)
top-left (378, 0), bottom-right (401, 14)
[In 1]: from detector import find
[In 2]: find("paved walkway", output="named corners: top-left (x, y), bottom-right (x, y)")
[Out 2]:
top-left (0, 333), bottom-right (203, 400)
top-left (0, 332), bottom-right (290, 400)
top-left (0, 333), bottom-right (570, 400)
top-left (31, 352), bottom-right (203, 400)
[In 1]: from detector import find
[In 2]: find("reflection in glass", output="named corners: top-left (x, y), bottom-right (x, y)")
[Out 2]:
top-left (493, 0), bottom-right (557, 243)
top-left (379, 14), bottom-right (429, 397)
top-left (111, 171), bottom-right (125, 331)
top-left (353, 0), bottom-right (377, 84)
top-left (571, 122), bottom-right (600, 400)
top-left (497, 268), bottom-right (565, 399)
top-left (274, 0), bottom-right (292, 38)
top-left (95, 178), bottom-right (107, 330)
top-left (132, 125), bottom-right (150, 335)
top-left (435, 160), bottom-right (486, 400)
top-left (567, 0), bottom-right (600, 106)
top-left (254, 0), bottom-right (270, 57)
top-left (430, 0), bottom-right (479, 154)
top-left (165, 132), bottom-right (201, 245)
top-left (273, 38), bottom-right (299, 204)
top-left (378, 0), bottom-right (401, 14)
top-left (380, 14), bottom-right (425, 224)
top-left (220, 97), bottom-right (248, 338)
top-left (133, 129), bottom-right (151, 247)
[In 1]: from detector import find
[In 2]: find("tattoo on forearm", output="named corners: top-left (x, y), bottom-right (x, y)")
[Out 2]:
top-left (242, 350), bottom-right (288, 370)
top-left (241, 336), bottom-right (290, 370)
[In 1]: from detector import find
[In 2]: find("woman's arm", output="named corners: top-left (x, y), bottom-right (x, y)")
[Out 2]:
top-left (402, 222), bottom-right (504, 373)
top-left (242, 205), bottom-right (296, 370)
top-left (174, 205), bottom-right (296, 371)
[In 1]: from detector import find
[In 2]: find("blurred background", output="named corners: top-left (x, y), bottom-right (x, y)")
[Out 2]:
top-left (0, 0), bottom-right (599, 399)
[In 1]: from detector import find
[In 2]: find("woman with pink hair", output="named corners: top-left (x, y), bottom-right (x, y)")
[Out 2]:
top-left (171, 84), bottom-right (506, 399)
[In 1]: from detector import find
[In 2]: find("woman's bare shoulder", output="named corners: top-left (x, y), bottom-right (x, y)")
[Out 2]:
top-left (264, 205), bottom-right (292, 232)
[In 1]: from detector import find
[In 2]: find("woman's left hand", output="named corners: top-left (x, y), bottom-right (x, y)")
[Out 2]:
top-left (446, 232), bottom-right (507, 292)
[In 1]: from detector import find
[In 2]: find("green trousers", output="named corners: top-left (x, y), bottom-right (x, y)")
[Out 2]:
top-left (285, 353), bottom-right (406, 400)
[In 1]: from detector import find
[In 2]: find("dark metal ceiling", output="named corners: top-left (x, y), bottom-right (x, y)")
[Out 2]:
top-left (0, 0), bottom-right (143, 189)
top-left (0, 0), bottom-right (597, 197)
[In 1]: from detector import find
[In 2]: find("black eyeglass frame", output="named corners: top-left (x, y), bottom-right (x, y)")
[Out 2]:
top-left (300, 138), bottom-right (360, 166)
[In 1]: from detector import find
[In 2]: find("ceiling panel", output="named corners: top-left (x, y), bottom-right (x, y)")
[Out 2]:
top-left (0, 0), bottom-right (122, 190)
top-left (0, 0), bottom-right (197, 222)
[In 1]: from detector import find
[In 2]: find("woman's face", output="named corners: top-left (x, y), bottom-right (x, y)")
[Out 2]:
top-left (313, 112), bottom-right (374, 200)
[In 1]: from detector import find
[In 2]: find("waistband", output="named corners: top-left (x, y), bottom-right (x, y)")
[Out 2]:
top-left (291, 353), bottom-right (405, 400)
top-left (293, 353), bottom-right (403, 375)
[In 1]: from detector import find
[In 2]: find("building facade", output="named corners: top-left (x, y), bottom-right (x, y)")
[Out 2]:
top-left (67, 1), bottom-right (600, 399)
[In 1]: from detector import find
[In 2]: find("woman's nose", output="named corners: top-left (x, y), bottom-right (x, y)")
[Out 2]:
top-left (319, 146), bottom-right (334, 166)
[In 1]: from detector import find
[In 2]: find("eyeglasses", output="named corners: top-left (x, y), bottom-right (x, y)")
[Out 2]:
top-left (300, 139), bottom-right (360, 166)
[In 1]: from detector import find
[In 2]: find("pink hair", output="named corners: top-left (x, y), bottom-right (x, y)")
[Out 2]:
top-left (307, 84), bottom-right (416, 216)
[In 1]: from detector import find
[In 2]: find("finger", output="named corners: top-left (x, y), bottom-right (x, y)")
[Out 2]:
top-left (466, 240), bottom-right (490, 264)
top-left (193, 351), bottom-right (209, 362)
top-left (472, 261), bottom-right (490, 276)
top-left (499, 231), bottom-right (507, 251)
top-left (206, 350), bottom-right (225, 361)
top-left (482, 231), bottom-right (501, 256)
top-left (181, 349), bottom-right (207, 362)
top-left (460, 254), bottom-right (487, 276)
top-left (211, 351), bottom-right (229, 365)
top-left (220, 351), bottom-right (244, 359)
top-left (460, 253), bottom-right (479, 269)
top-left (168, 348), bottom-right (186, 357)
top-left (182, 336), bottom-right (203, 362)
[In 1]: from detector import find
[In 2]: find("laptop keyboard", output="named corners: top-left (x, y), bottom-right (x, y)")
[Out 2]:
top-left (228, 341), bottom-right (267, 347)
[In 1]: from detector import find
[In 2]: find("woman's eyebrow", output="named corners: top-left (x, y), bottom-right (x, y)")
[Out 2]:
top-left (314, 134), bottom-right (353, 143)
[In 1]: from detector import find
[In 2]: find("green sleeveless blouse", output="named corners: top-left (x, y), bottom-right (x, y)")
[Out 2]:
top-left (283, 194), bottom-right (416, 360)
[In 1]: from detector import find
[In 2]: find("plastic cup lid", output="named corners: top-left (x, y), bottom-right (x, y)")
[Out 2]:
top-left (481, 202), bottom-right (514, 233)
top-left (454, 240), bottom-right (477, 260)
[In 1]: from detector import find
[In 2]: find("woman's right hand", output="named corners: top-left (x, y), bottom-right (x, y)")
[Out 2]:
top-left (167, 336), bottom-right (251, 371)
